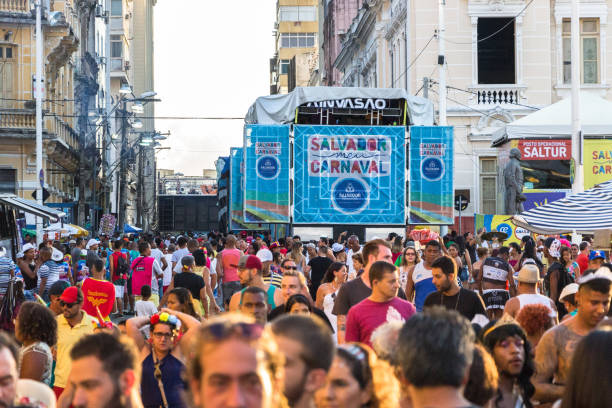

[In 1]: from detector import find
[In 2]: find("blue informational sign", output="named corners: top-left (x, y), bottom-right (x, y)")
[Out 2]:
top-left (293, 125), bottom-right (406, 224)
top-left (229, 147), bottom-right (259, 231)
top-left (409, 126), bottom-right (454, 225)
top-left (244, 125), bottom-right (290, 223)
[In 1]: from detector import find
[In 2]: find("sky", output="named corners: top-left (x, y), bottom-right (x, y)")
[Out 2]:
top-left (154, 1), bottom-right (276, 176)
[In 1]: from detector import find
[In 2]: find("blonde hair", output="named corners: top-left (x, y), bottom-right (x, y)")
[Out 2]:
top-left (281, 270), bottom-right (307, 288)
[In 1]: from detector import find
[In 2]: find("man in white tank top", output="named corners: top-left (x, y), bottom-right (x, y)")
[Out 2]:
top-left (504, 264), bottom-right (557, 321)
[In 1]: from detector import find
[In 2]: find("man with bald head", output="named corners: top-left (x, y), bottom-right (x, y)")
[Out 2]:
top-left (346, 235), bottom-right (361, 278)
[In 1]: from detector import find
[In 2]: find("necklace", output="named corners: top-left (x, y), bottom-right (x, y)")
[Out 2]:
top-left (441, 289), bottom-right (461, 310)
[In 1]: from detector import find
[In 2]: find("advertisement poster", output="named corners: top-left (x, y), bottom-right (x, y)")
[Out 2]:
top-left (583, 139), bottom-right (612, 189)
top-left (293, 125), bottom-right (406, 224)
top-left (244, 125), bottom-right (290, 223)
top-left (474, 214), bottom-right (530, 245)
top-left (409, 126), bottom-right (454, 225)
top-left (522, 191), bottom-right (567, 211)
top-left (509, 139), bottom-right (571, 190)
top-left (229, 147), bottom-right (259, 231)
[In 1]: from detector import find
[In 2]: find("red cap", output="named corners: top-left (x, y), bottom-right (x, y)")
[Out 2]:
top-left (235, 255), bottom-right (262, 271)
top-left (59, 286), bottom-right (80, 303)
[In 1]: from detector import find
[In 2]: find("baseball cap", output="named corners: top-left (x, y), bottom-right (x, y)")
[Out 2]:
top-left (559, 283), bottom-right (579, 302)
top-left (589, 250), bottom-right (606, 261)
top-left (86, 239), bottom-right (100, 249)
top-left (235, 255), bottom-right (262, 271)
top-left (49, 280), bottom-right (70, 297)
top-left (68, 239), bottom-right (76, 245)
top-left (517, 264), bottom-right (540, 283)
top-left (59, 286), bottom-right (82, 303)
top-left (256, 248), bottom-right (273, 263)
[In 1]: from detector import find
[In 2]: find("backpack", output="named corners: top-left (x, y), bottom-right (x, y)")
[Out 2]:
top-left (114, 253), bottom-right (129, 280)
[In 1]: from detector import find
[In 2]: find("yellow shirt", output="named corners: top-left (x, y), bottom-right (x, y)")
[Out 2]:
top-left (54, 311), bottom-right (96, 388)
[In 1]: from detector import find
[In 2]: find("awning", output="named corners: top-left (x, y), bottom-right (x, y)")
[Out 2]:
top-left (0, 194), bottom-right (65, 223)
top-left (44, 223), bottom-right (89, 237)
top-left (510, 180), bottom-right (612, 234)
top-left (124, 224), bottom-right (142, 233)
top-left (492, 92), bottom-right (612, 146)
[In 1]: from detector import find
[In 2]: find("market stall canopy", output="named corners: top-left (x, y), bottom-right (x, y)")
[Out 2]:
top-left (0, 194), bottom-right (65, 223)
top-left (245, 86), bottom-right (434, 126)
top-left (510, 180), bottom-right (612, 234)
top-left (44, 223), bottom-right (89, 237)
top-left (492, 92), bottom-right (612, 146)
top-left (124, 224), bottom-right (142, 233)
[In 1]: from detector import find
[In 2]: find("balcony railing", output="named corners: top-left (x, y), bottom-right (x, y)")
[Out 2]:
top-left (46, 116), bottom-right (78, 150)
top-left (0, 0), bottom-right (29, 13)
top-left (0, 109), bottom-right (35, 129)
top-left (468, 84), bottom-right (527, 106)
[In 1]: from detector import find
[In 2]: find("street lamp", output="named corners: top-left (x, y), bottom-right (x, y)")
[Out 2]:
top-left (130, 118), bottom-right (143, 129)
top-left (131, 102), bottom-right (144, 113)
top-left (119, 84), bottom-right (132, 94)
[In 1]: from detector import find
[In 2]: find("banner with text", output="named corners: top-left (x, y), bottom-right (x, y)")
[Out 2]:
top-left (293, 125), bottom-right (406, 224)
top-left (475, 214), bottom-right (530, 245)
top-left (230, 147), bottom-right (259, 231)
top-left (584, 139), bottom-right (612, 189)
top-left (409, 126), bottom-right (454, 224)
top-left (517, 139), bottom-right (571, 160)
top-left (244, 125), bottom-right (290, 223)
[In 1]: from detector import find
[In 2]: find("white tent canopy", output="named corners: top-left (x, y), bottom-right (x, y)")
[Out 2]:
top-left (492, 92), bottom-right (612, 146)
top-left (245, 86), bottom-right (434, 126)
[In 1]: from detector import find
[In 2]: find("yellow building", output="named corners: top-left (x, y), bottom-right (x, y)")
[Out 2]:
top-left (0, 1), bottom-right (81, 219)
top-left (270, 0), bottom-right (319, 94)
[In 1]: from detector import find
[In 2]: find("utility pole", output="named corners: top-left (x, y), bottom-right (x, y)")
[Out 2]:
top-left (104, 0), bottom-right (112, 214)
top-left (137, 141), bottom-right (143, 226)
top-left (35, 0), bottom-right (43, 245)
top-left (438, 0), bottom-right (448, 237)
top-left (571, 0), bottom-right (583, 194)
top-left (118, 100), bottom-right (128, 232)
top-left (423, 77), bottom-right (429, 99)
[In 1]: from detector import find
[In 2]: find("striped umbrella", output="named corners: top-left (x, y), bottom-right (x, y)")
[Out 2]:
top-left (511, 180), bottom-right (612, 234)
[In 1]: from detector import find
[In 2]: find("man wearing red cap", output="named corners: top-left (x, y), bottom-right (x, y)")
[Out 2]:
top-left (228, 255), bottom-right (282, 312)
top-left (54, 286), bottom-right (96, 399)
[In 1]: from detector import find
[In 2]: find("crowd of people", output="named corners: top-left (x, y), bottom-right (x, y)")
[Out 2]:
top-left (0, 229), bottom-right (610, 408)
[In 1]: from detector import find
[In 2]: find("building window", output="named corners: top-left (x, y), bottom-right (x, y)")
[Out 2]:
top-left (111, 0), bottom-right (122, 16)
top-left (563, 18), bottom-right (599, 84)
top-left (0, 169), bottom-right (16, 194)
top-left (0, 46), bottom-right (15, 108)
top-left (110, 35), bottom-right (123, 70)
top-left (480, 158), bottom-right (497, 214)
top-left (477, 18), bottom-right (515, 84)
top-left (279, 6), bottom-right (316, 22)
top-left (280, 59), bottom-right (290, 74)
top-left (280, 33), bottom-right (316, 48)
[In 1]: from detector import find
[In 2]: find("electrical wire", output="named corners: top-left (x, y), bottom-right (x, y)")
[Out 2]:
top-left (428, 86), bottom-right (512, 124)
top-left (45, 113), bottom-right (245, 120)
top-left (394, 34), bottom-right (436, 86)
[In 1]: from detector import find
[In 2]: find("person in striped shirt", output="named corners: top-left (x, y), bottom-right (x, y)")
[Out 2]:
top-left (0, 247), bottom-right (15, 297)
top-left (36, 247), bottom-right (62, 302)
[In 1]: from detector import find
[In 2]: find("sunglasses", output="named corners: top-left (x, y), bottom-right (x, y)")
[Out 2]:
top-left (152, 332), bottom-right (174, 340)
top-left (60, 300), bottom-right (76, 308)
top-left (284, 266), bottom-right (298, 270)
top-left (205, 321), bottom-right (263, 340)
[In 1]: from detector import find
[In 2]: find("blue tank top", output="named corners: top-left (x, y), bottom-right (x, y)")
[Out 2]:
top-left (141, 352), bottom-right (187, 408)
top-left (413, 261), bottom-right (437, 312)
top-left (240, 285), bottom-right (277, 309)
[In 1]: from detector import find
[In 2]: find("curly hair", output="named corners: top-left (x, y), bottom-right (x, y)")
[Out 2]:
top-left (481, 322), bottom-right (535, 408)
top-left (168, 287), bottom-right (199, 320)
top-left (16, 301), bottom-right (57, 346)
top-left (516, 304), bottom-right (553, 337)
top-left (464, 343), bottom-right (499, 406)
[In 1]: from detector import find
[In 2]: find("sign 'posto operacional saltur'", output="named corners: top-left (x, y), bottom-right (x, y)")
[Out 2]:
top-left (517, 140), bottom-right (571, 160)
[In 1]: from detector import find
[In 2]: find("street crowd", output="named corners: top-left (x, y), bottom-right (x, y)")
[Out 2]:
top-left (0, 229), bottom-right (610, 408)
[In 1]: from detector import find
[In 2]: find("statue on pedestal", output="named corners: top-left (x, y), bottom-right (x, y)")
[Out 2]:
top-left (504, 148), bottom-right (525, 215)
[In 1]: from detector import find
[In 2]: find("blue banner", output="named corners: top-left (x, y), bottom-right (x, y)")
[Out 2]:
top-left (293, 125), bottom-right (406, 224)
top-left (244, 125), bottom-right (290, 223)
top-left (229, 147), bottom-right (259, 231)
top-left (409, 126), bottom-right (454, 225)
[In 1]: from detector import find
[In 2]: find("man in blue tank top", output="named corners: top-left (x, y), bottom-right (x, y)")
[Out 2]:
top-left (406, 240), bottom-right (441, 311)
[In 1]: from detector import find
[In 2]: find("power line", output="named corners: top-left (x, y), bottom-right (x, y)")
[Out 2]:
top-left (429, 81), bottom-right (540, 110)
top-left (394, 34), bottom-right (436, 86)
top-left (428, 86), bottom-right (512, 124)
top-left (443, 0), bottom-right (536, 45)
top-left (45, 113), bottom-right (245, 120)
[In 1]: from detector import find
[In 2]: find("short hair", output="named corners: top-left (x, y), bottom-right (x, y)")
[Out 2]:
top-left (580, 278), bottom-right (612, 295)
top-left (76, 237), bottom-right (83, 245)
top-left (579, 241), bottom-right (589, 251)
top-left (140, 285), bottom-right (152, 299)
top-left (138, 240), bottom-right (150, 254)
top-left (285, 294), bottom-right (312, 313)
top-left (425, 240), bottom-right (442, 250)
top-left (498, 246), bottom-right (510, 256)
top-left (431, 255), bottom-right (457, 276)
top-left (0, 331), bottom-right (18, 364)
top-left (271, 314), bottom-right (334, 372)
top-left (113, 240), bottom-right (123, 250)
top-left (167, 244), bottom-right (175, 252)
top-left (318, 245), bottom-right (328, 254)
top-left (282, 270), bottom-right (307, 288)
top-left (16, 301), bottom-right (57, 346)
top-left (280, 258), bottom-right (295, 268)
top-left (352, 253), bottom-right (364, 265)
top-left (398, 307), bottom-right (474, 387)
top-left (70, 333), bottom-right (139, 381)
top-left (240, 286), bottom-right (267, 304)
top-left (181, 255), bottom-right (195, 268)
top-left (91, 258), bottom-right (105, 273)
top-left (369, 260), bottom-right (397, 287)
top-left (39, 246), bottom-right (52, 258)
top-left (362, 239), bottom-right (391, 266)
top-left (225, 235), bottom-right (236, 246)
top-left (477, 247), bottom-right (489, 258)
top-left (516, 304), bottom-right (554, 336)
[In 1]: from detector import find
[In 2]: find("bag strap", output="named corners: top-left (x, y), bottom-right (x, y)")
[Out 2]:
top-left (152, 352), bottom-right (169, 408)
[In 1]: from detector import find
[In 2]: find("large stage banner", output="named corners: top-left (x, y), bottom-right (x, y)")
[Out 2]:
top-left (409, 126), bottom-right (454, 224)
top-left (244, 125), bottom-right (290, 223)
top-left (293, 125), bottom-right (406, 224)
top-left (584, 139), bottom-right (612, 189)
top-left (229, 147), bottom-right (259, 231)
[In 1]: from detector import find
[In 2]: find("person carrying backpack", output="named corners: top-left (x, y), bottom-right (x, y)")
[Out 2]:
top-left (543, 238), bottom-right (574, 320)
top-left (109, 240), bottom-right (129, 315)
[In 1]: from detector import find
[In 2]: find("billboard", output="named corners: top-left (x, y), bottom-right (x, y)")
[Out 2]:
top-left (244, 125), bottom-right (290, 223)
top-left (584, 139), bottom-right (612, 189)
top-left (474, 214), bottom-right (530, 245)
top-left (509, 139), bottom-right (571, 190)
top-left (293, 125), bottom-right (406, 224)
top-left (409, 126), bottom-right (454, 224)
top-left (229, 147), bottom-right (259, 231)
top-left (522, 191), bottom-right (567, 211)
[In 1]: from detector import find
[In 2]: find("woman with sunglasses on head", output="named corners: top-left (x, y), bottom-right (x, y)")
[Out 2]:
top-left (126, 307), bottom-right (200, 408)
top-left (315, 343), bottom-right (400, 408)
top-left (315, 262), bottom-right (348, 340)
top-left (399, 247), bottom-right (420, 294)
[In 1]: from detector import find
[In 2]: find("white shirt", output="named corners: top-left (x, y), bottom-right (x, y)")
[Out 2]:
top-left (150, 248), bottom-right (163, 264)
top-left (162, 253), bottom-right (173, 286)
top-left (172, 248), bottom-right (191, 274)
top-left (151, 259), bottom-right (164, 293)
top-left (346, 247), bottom-right (362, 276)
top-left (135, 300), bottom-right (157, 317)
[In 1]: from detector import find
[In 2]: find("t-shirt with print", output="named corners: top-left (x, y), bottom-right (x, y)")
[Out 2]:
top-left (37, 260), bottom-right (61, 293)
top-left (423, 288), bottom-right (486, 321)
top-left (174, 272), bottom-right (205, 301)
top-left (345, 297), bottom-right (416, 347)
top-left (534, 323), bottom-right (584, 386)
top-left (332, 276), bottom-right (407, 316)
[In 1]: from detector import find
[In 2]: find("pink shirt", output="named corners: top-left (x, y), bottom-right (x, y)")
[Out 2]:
top-left (221, 248), bottom-right (241, 282)
top-left (345, 297), bottom-right (416, 347)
